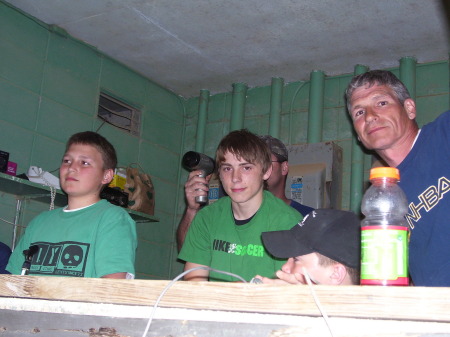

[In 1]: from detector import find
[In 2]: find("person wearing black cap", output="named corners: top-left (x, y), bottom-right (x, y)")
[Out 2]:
top-left (259, 135), bottom-right (314, 217)
top-left (255, 209), bottom-right (360, 285)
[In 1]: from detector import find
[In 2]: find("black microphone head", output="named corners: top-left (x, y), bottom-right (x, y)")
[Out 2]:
top-left (29, 245), bottom-right (39, 255)
top-left (23, 245), bottom-right (39, 261)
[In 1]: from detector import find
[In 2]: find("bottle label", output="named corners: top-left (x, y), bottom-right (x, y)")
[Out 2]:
top-left (360, 226), bottom-right (409, 286)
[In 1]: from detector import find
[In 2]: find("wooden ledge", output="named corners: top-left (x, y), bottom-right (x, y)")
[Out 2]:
top-left (1, 275), bottom-right (450, 322)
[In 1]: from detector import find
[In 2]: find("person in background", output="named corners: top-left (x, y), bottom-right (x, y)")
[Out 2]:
top-left (176, 135), bottom-right (313, 251)
top-left (178, 129), bottom-right (302, 282)
top-left (254, 209), bottom-right (360, 285)
top-left (259, 135), bottom-right (314, 217)
top-left (0, 242), bottom-right (12, 274)
top-left (345, 69), bottom-right (450, 286)
top-left (6, 131), bottom-right (137, 278)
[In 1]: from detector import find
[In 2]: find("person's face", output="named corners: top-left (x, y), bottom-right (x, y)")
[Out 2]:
top-left (281, 253), bottom-right (335, 285)
top-left (348, 84), bottom-right (416, 151)
top-left (266, 154), bottom-right (288, 191)
top-left (60, 143), bottom-right (112, 198)
top-left (219, 151), bottom-right (271, 207)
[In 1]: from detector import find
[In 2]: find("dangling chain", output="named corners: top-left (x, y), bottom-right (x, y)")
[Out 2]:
top-left (41, 175), bottom-right (56, 210)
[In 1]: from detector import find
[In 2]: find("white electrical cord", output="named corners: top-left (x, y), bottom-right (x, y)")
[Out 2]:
top-left (141, 266), bottom-right (336, 337)
top-left (141, 266), bottom-right (246, 337)
top-left (302, 267), bottom-right (336, 337)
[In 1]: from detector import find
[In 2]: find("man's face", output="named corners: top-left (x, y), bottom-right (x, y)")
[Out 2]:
top-left (281, 253), bottom-right (336, 285)
top-left (266, 154), bottom-right (288, 191)
top-left (348, 84), bottom-right (416, 151)
top-left (219, 151), bottom-right (271, 208)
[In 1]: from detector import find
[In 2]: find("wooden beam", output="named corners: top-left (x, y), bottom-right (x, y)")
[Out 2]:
top-left (1, 275), bottom-right (450, 322)
top-left (2, 297), bottom-right (450, 337)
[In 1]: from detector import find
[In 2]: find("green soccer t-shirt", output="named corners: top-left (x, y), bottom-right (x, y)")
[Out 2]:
top-left (178, 191), bottom-right (302, 281)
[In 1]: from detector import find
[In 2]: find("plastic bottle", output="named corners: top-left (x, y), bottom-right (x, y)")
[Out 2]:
top-left (360, 167), bottom-right (409, 286)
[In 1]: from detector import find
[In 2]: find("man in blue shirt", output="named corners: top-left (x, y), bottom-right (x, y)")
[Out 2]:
top-left (345, 69), bottom-right (450, 286)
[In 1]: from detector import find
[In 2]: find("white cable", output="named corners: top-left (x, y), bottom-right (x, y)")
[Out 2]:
top-left (141, 266), bottom-right (337, 337)
top-left (302, 267), bottom-right (336, 337)
top-left (141, 266), bottom-right (247, 337)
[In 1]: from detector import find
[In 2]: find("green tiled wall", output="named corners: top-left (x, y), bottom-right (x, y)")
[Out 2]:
top-left (182, 61), bottom-right (449, 216)
top-left (0, 1), bottom-right (184, 279)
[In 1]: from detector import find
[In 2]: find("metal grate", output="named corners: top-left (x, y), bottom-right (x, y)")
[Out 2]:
top-left (97, 93), bottom-right (141, 136)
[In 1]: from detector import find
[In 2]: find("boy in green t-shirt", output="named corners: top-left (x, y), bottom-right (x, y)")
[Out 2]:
top-left (7, 131), bottom-right (137, 278)
top-left (178, 129), bottom-right (302, 282)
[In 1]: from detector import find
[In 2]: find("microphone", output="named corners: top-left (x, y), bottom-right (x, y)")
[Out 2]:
top-left (21, 245), bottom-right (39, 275)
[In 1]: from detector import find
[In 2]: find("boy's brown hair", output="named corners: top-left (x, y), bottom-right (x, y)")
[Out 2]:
top-left (215, 129), bottom-right (271, 174)
top-left (65, 131), bottom-right (117, 170)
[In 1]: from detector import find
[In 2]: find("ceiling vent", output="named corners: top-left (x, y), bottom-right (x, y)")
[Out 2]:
top-left (97, 93), bottom-right (141, 136)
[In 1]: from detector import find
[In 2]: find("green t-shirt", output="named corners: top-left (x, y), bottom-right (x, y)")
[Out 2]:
top-left (6, 200), bottom-right (137, 278)
top-left (178, 191), bottom-right (302, 282)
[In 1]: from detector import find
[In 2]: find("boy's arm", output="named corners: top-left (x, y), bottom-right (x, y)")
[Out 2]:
top-left (102, 272), bottom-right (128, 279)
top-left (183, 262), bottom-right (209, 281)
top-left (253, 271), bottom-right (303, 285)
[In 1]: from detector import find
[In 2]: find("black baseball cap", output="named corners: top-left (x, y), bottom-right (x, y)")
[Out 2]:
top-left (259, 135), bottom-right (288, 162)
top-left (262, 209), bottom-right (360, 269)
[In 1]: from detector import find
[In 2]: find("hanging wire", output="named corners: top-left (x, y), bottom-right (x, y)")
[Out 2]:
top-left (302, 267), bottom-right (336, 337)
top-left (141, 266), bottom-right (246, 337)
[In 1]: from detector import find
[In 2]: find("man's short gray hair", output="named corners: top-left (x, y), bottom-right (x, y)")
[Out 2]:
top-left (345, 70), bottom-right (411, 113)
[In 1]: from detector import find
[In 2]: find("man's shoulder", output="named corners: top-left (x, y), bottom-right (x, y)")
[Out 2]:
top-left (289, 200), bottom-right (314, 217)
top-left (414, 110), bottom-right (450, 149)
top-left (438, 110), bottom-right (450, 120)
top-left (424, 110), bottom-right (450, 130)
